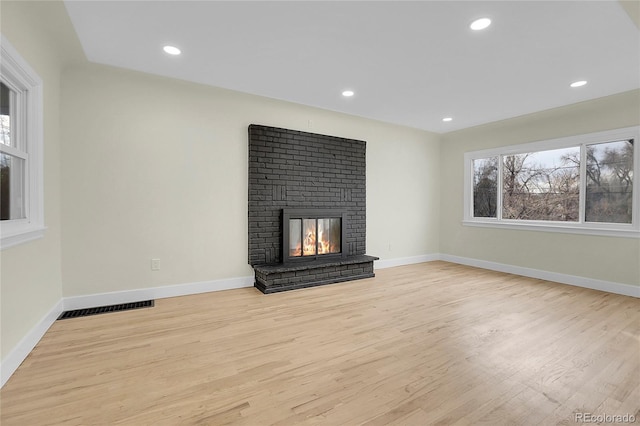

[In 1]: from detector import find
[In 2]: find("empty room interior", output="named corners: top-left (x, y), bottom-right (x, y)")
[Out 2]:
top-left (1, 1), bottom-right (639, 425)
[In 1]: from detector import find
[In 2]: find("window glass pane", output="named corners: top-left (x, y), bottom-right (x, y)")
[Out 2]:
top-left (329, 217), bottom-right (341, 253)
top-left (585, 140), bottom-right (634, 224)
top-left (473, 157), bottom-right (498, 218)
top-left (0, 152), bottom-right (26, 220)
top-left (0, 82), bottom-right (13, 147)
top-left (289, 219), bottom-right (302, 257)
top-left (302, 218), bottom-right (316, 256)
top-left (318, 218), bottom-right (341, 254)
top-left (318, 218), bottom-right (330, 254)
top-left (503, 147), bottom-right (580, 221)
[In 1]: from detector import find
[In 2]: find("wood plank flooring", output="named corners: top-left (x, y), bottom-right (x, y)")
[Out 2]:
top-left (1, 261), bottom-right (638, 425)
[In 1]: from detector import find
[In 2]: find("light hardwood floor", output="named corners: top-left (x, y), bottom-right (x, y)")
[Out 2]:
top-left (1, 261), bottom-right (639, 425)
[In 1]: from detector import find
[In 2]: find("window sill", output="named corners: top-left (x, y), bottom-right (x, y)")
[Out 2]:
top-left (462, 220), bottom-right (640, 239)
top-left (1, 226), bottom-right (47, 250)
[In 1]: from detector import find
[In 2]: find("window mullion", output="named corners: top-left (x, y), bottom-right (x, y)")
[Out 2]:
top-left (634, 138), bottom-right (639, 229)
top-left (497, 154), bottom-right (503, 221)
top-left (579, 143), bottom-right (587, 224)
top-left (16, 87), bottom-right (26, 152)
top-left (10, 89), bottom-right (18, 149)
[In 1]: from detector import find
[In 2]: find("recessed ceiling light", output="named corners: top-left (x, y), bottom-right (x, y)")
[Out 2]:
top-left (570, 80), bottom-right (587, 88)
top-left (342, 90), bottom-right (354, 97)
top-left (470, 18), bottom-right (492, 31)
top-left (442, 117), bottom-right (453, 122)
top-left (163, 45), bottom-right (181, 55)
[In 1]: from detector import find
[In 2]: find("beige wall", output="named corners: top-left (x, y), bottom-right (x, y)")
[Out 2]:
top-left (0, 1), bottom-right (80, 360)
top-left (440, 90), bottom-right (640, 286)
top-left (60, 63), bottom-right (440, 297)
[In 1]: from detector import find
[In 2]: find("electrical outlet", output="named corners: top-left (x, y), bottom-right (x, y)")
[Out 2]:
top-left (151, 258), bottom-right (160, 271)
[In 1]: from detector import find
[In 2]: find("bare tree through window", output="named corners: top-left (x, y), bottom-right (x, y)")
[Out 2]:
top-left (585, 140), bottom-right (633, 223)
top-left (502, 147), bottom-right (580, 221)
top-left (473, 157), bottom-right (498, 218)
top-left (465, 128), bottom-right (637, 236)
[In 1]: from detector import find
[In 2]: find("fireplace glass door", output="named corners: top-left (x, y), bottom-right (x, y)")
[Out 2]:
top-left (288, 217), bottom-right (341, 258)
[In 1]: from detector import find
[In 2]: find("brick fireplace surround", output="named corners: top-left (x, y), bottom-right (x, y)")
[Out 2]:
top-left (248, 124), bottom-right (378, 293)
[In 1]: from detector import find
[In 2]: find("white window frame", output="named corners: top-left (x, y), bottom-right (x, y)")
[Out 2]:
top-left (463, 126), bottom-right (640, 238)
top-left (0, 35), bottom-right (45, 249)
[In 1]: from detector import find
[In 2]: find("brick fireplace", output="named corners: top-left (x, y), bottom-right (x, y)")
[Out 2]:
top-left (248, 124), bottom-right (378, 293)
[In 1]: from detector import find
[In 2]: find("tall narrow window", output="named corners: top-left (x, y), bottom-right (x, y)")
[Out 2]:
top-left (0, 35), bottom-right (44, 249)
top-left (473, 157), bottom-right (498, 218)
top-left (1, 82), bottom-right (27, 221)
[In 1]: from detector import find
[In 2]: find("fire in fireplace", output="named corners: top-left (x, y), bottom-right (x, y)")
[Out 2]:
top-left (283, 209), bottom-right (346, 262)
top-left (289, 218), bottom-right (341, 257)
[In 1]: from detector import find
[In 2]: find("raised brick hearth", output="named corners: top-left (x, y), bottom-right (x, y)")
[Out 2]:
top-left (254, 255), bottom-right (378, 294)
top-left (248, 124), bottom-right (378, 293)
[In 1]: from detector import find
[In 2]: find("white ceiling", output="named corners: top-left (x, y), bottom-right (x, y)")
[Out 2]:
top-left (64, 1), bottom-right (639, 133)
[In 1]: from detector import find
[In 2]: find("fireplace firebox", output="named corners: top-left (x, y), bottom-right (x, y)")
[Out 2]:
top-left (282, 209), bottom-right (346, 263)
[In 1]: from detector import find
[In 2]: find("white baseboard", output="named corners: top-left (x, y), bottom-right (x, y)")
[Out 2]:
top-left (439, 254), bottom-right (640, 298)
top-left (63, 275), bottom-right (255, 310)
top-left (1, 299), bottom-right (63, 388)
top-left (374, 254), bottom-right (440, 270)
top-left (373, 253), bottom-right (638, 297)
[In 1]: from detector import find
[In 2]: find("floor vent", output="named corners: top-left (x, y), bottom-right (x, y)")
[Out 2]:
top-left (58, 300), bottom-right (154, 320)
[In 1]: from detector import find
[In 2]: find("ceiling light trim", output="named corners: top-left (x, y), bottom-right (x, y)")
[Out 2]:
top-left (163, 45), bottom-right (182, 56)
top-left (470, 18), bottom-right (492, 31)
